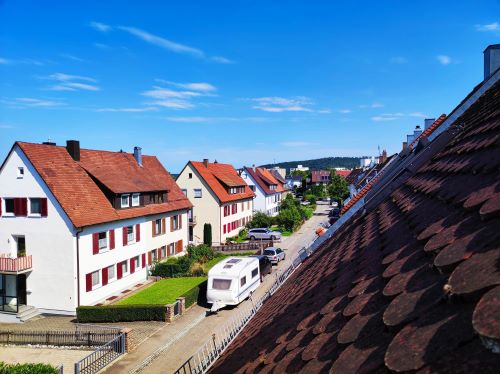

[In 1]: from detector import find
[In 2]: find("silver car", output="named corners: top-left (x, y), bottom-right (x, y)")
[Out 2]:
top-left (248, 228), bottom-right (282, 241)
top-left (263, 247), bottom-right (286, 264)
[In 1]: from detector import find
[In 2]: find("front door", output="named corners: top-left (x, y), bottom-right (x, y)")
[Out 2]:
top-left (17, 274), bottom-right (27, 305)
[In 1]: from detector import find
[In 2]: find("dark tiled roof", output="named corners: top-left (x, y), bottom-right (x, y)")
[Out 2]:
top-left (270, 169), bottom-right (286, 184)
top-left (16, 142), bottom-right (191, 228)
top-left (245, 167), bottom-right (285, 195)
top-left (345, 168), bottom-right (363, 184)
top-left (211, 80), bottom-right (500, 372)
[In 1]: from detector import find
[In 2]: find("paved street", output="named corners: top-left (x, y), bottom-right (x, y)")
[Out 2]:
top-left (104, 202), bottom-right (330, 374)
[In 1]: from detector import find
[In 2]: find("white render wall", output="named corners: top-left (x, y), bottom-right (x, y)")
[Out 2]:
top-left (0, 147), bottom-right (76, 314)
top-left (220, 199), bottom-right (253, 242)
top-left (79, 210), bottom-right (188, 307)
top-left (240, 171), bottom-right (280, 217)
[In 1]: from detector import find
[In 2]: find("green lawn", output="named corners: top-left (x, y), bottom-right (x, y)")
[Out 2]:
top-left (116, 277), bottom-right (206, 305)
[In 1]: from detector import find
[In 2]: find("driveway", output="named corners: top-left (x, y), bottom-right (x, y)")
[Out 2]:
top-left (104, 202), bottom-right (330, 373)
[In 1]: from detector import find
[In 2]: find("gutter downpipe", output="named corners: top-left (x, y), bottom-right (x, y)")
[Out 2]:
top-left (76, 228), bottom-right (83, 308)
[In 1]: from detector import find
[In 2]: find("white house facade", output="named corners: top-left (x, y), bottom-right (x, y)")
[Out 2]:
top-left (240, 167), bottom-right (286, 217)
top-left (0, 141), bottom-right (191, 322)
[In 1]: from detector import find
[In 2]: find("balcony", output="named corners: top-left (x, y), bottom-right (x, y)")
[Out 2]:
top-left (0, 255), bottom-right (33, 274)
top-left (189, 216), bottom-right (197, 226)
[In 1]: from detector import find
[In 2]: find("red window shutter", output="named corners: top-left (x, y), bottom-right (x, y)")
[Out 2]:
top-left (136, 224), bottom-right (141, 242)
top-left (102, 267), bottom-right (108, 286)
top-left (122, 227), bottom-right (128, 246)
top-left (86, 273), bottom-right (92, 292)
top-left (223, 224), bottom-right (226, 234)
top-left (148, 251), bottom-right (152, 265)
top-left (152, 221), bottom-right (156, 236)
top-left (162, 218), bottom-right (166, 234)
top-left (142, 253), bottom-right (146, 268)
top-left (109, 230), bottom-right (115, 250)
top-left (117, 263), bottom-right (123, 279)
top-left (130, 258), bottom-right (135, 274)
top-left (170, 217), bottom-right (174, 232)
top-left (40, 198), bottom-right (48, 217)
top-left (14, 198), bottom-right (27, 216)
top-left (92, 233), bottom-right (99, 255)
top-left (179, 240), bottom-right (183, 253)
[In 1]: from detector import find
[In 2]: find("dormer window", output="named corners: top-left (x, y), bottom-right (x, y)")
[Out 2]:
top-left (121, 194), bottom-right (130, 208)
top-left (228, 186), bottom-right (245, 194)
top-left (270, 184), bottom-right (277, 190)
top-left (132, 193), bottom-right (140, 207)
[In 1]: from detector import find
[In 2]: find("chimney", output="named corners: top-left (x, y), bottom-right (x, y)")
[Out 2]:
top-left (402, 141), bottom-right (408, 150)
top-left (203, 158), bottom-right (209, 168)
top-left (134, 146), bottom-right (142, 167)
top-left (484, 44), bottom-right (500, 80)
top-left (424, 118), bottom-right (435, 129)
top-left (42, 138), bottom-right (56, 146)
top-left (66, 140), bottom-right (80, 161)
top-left (252, 164), bottom-right (256, 171)
top-left (413, 125), bottom-right (423, 138)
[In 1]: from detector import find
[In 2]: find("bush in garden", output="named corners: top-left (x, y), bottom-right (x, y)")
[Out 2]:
top-left (187, 244), bottom-right (215, 263)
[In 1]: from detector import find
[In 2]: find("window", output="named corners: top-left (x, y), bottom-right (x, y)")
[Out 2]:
top-left (17, 167), bottom-right (24, 178)
top-left (133, 256), bottom-right (140, 269)
top-left (154, 219), bottom-right (163, 235)
top-left (4, 198), bottom-right (14, 214)
top-left (151, 249), bottom-right (158, 262)
top-left (108, 265), bottom-right (116, 281)
top-left (172, 215), bottom-right (179, 230)
top-left (213, 279), bottom-right (232, 290)
top-left (161, 246), bottom-right (166, 258)
top-left (121, 194), bottom-right (130, 208)
top-left (188, 173), bottom-right (193, 179)
top-left (194, 189), bottom-right (202, 198)
top-left (98, 232), bottom-right (107, 249)
top-left (169, 243), bottom-right (175, 256)
top-left (251, 268), bottom-right (258, 278)
top-left (240, 276), bottom-right (247, 286)
top-left (91, 270), bottom-right (100, 288)
top-left (127, 226), bottom-right (135, 243)
top-left (122, 260), bottom-right (129, 274)
top-left (182, 189), bottom-right (187, 196)
top-left (29, 198), bottom-right (41, 214)
top-left (132, 193), bottom-right (140, 207)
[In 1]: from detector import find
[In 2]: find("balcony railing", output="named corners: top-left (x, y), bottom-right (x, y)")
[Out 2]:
top-left (0, 255), bottom-right (33, 273)
top-left (189, 216), bottom-right (197, 225)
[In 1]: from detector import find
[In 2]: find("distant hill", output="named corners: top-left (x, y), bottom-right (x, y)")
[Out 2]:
top-left (261, 157), bottom-right (362, 173)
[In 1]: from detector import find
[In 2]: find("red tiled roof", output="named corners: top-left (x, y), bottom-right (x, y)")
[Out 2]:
top-left (311, 170), bottom-right (331, 183)
top-left (17, 142), bottom-right (191, 228)
top-left (210, 79), bottom-right (500, 372)
top-left (245, 167), bottom-right (285, 195)
top-left (190, 161), bottom-right (255, 203)
top-left (335, 169), bottom-right (351, 178)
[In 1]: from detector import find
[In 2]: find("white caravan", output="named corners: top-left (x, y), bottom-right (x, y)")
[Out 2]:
top-left (207, 257), bottom-right (260, 312)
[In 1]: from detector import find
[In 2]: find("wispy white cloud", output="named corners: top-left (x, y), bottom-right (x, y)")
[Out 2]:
top-left (60, 54), bottom-right (85, 62)
top-left (436, 55), bottom-right (452, 65)
top-left (360, 102), bottom-right (384, 109)
top-left (390, 56), bottom-right (408, 64)
top-left (475, 22), bottom-right (499, 32)
top-left (409, 112), bottom-right (428, 118)
top-left (90, 21), bottom-right (111, 32)
top-left (2, 97), bottom-right (65, 108)
top-left (44, 72), bottom-right (100, 91)
top-left (371, 115), bottom-right (399, 122)
top-left (141, 82), bottom-right (217, 110)
top-left (96, 107), bottom-right (158, 112)
top-left (338, 109), bottom-right (351, 113)
top-left (372, 111), bottom-right (429, 122)
top-left (0, 57), bottom-right (45, 66)
top-left (318, 109), bottom-right (332, 114)
top-left (155, 80), bottom-right (217, 92)
top-left (0, 57), bottom-right (10, 64)
top-left (166, 116), bottom-right (211, 123)
top-left (94, 43), bottom-right (110, 49)
top-left (211, 56), bottom-right (234, 64)
top-left (249, 96), bottom-right (314, 113)
top-left (280, 141), bottom-right (314, 147)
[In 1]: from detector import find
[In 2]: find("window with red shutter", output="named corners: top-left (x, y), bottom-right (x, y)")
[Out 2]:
top-left (223, 224), bottom-right (226, 234)
top-left (122, 227), bottom-right (128, 246)
top-left (136, 224), bottom-right (141, 242)
top-left (142, 253), bottom-right (146, 268)
top-left (40, 198), bottom-right (48, 217)
top-left (130, 258), bottom-right (135, 274)
top-left (148, 251), bottom-right (152, 265)
top-left (86, 273), bottom-right (92, 292)
top-left (117, 262), bottom-right (123, 279)
top-left (102, 267), bottom-right (108, 286)
top-left (92, 233), bottom-right (99, 255)
top-left (109, 230), bottom-right (115, 250)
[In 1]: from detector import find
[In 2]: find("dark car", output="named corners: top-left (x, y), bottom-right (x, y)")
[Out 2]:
top-left (329, 208), bottom-right (341, 225)
top-left (250, 255), bottom-right (272, 281)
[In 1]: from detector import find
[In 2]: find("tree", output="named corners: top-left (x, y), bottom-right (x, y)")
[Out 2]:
top-left (327, 174), bottom-right (349, 206)
top-left (203, 223), bottom-right (212, 246)
top-left (277, 206), bottom-right (302, 231)
top-left (247, 212), bottom-right (273, 229)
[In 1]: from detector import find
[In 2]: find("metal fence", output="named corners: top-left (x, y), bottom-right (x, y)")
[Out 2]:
top-left (74, 332), bottom-right (125, 374)
top-left (0, 324), bottom-right (121, 347)
top-left (213, 240), bottom-right (274, 253)
top-left (174, 243), bottom-right (318, 374)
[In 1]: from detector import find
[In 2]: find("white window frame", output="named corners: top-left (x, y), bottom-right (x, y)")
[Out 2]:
top-left (107, 264), bottom-right (116, 282)
top-left (121, 194), bottom-right (130, 208)
top-left (122, 260), bottom-right (129, 276)
top-left (173, 215), bottom-right (179, 230)
top-left (126, 225), bottom-right (135, 243)
top-left (132, 193), bottom-right (140, 207)
top-left (133, 256), bottom-right (140, 269)
top-left (17, 167), bottom-right (24, 179)
top-left (155, 219), bottom-right (162, 235)
top-left (29, 198), bottom-right (42, 216)
top-left (151, 249), bottom-right (158, 262)
top-left (194, 189), bottom-right (202, 198)
top-left (98, 232), bottom-right (108, 250)
top-left (91, 270), bottom-right (101, 290)
top-left (3, 198), bottom-right (15, 216)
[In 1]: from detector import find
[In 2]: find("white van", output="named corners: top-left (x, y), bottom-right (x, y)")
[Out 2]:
top-left (207, 257), bottom-right (260, 312)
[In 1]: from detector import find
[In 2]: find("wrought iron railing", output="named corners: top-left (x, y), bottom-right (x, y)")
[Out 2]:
top-left (74, 332), bottom-right (125, 374)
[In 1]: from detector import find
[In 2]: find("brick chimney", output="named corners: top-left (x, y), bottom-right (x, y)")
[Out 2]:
top-left (66, 140), bottom-right (80, 161)
top-left (203, 158), bottom-right (209, 168)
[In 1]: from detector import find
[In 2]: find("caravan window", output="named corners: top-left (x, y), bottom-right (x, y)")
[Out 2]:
top-left (251, 268), bottom-right (258, 278)
top-left (240, 276), bottom-right (247, 286)
top-left (213, 279), bottom-right (232, 290)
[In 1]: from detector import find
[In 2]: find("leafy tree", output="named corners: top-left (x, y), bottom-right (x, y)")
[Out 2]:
top-left (247, 212), bottom-right (273, 228)
top-left (276, 206), bottom-right (302, 231)
top-left (327, 174), bottom-right (349, 205)
top-left (203, 223), bottom-right (212, 246)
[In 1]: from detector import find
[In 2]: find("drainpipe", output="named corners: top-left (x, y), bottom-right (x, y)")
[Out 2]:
top-left (76, 228), bottom-right (83, 308)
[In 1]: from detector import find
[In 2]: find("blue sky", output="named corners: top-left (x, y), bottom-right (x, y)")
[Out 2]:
top-left (1, 1), bottom-right (499, 173)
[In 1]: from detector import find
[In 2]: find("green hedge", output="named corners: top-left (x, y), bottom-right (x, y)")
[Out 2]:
top-left (0, 362), bottom-right (58, 374)
top-left (76, 304), bottom-right (165, 323)
top-left (181, 280), bottom-right (207, 308)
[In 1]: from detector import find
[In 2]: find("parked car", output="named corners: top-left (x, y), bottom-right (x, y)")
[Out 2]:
top-left (250, 255), bottom-right (272, 280)
top-left (329, 208), bottom-right (340, 217)
top-left (263, 247), bottom-right (286, 265)
top-left (248, 228), bottom-right (282, 241)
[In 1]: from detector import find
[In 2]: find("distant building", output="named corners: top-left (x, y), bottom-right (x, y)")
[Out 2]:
top-left (269, 166), bottom-right (286, 179)
top-left (311, 170), bottom-right (331, 184)
top-left (286, 175), bottom-right (303, 190)
top-left (289, 164), bottom-right (309, 173)
top-left (241, 167), bottom-right (286, 217)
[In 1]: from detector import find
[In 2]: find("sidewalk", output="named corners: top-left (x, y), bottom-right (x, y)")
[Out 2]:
top-left (103, 202), bottom-right (330, 374)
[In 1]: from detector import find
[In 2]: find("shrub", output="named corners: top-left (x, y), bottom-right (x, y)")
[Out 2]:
top-left (203, 223), bottom-right (212, 246)
top-left (190, 262), bottom-right (205, 276)
top-left (182, 280), bottom-right (207, 308)
top-left (247, 212), bottom-right (273, 229)
top-left (187, 244), bottom-right (215, 263)
top-left (0, 362), bottom-right (59, 374)
top-left (301, 206), bottom-right (314, 220)
top-left (77, 305), bottom-right (166, 323)
top-left (150, 256), bottom-right (193, 278)
top-left (277, 206), bottom-right (302, 231)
